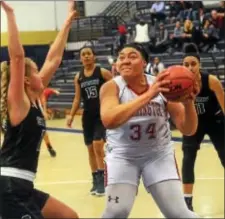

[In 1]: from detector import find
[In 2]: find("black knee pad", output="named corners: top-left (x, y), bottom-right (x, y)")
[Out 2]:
top-left (182, 147), bottom-right (198, 184)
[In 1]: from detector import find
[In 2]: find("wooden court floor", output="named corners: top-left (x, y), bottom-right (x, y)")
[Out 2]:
top-left (12, 116), bottom-right (225, 218)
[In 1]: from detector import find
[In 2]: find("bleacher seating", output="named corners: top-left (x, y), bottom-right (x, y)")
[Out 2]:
top-left (47, 1), bottom-right (224, 111)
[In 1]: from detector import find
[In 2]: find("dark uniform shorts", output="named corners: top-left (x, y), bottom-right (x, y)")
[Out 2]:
top-left (82, 112), bottom-right (106, 146)
top-left (0, 176), bottom-right (49, 219)
top-left (182, 116), bottom-right (224, 151)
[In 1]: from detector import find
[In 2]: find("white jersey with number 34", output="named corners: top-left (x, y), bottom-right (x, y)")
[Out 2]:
top-left (106, 75), bottom-right (172, 158)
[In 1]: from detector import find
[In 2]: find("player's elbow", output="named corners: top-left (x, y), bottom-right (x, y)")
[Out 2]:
top-left (101, 113), bottom-right (118, 129)
top-left (101, 116), bottom-right (114, 129)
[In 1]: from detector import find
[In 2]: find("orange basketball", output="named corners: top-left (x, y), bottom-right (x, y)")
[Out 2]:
top-left (161, 65), bottom-right (195, 102)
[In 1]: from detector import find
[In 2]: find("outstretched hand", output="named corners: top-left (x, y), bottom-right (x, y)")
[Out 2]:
top-left (67, 0), bottom-right (78, 23)
top-left (1, 1), bottom-right (14, 13)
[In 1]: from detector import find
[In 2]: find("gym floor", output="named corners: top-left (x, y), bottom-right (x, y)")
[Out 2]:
top-left (6, 116), bottom-right (225, 218)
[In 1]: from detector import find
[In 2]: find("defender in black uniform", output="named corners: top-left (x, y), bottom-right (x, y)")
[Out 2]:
top-left (0, 1), bottom-right (78, 218)
top-left (67, 46), bottom-right (112, 196)
top-left (181, 43), bottom-right (225, 211)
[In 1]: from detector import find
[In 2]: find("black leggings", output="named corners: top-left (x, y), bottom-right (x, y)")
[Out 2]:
top-left (182, 117), bottom-right (224, 184)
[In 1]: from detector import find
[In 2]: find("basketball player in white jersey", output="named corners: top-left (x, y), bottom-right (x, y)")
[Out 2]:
top-left (100, 43), bottom-right (200, 218)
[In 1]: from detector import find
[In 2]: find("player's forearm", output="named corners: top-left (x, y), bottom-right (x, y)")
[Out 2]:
top-left (181, 101), bottom-right (198, 136)
top-left (6, 11), bottom-right (25, 58)
top-left (70, 99), bottom-right (80, 117)
top-left (102, 93), bottom-right (152, 129)
top-left (45, 19), bottom-right (72, 65)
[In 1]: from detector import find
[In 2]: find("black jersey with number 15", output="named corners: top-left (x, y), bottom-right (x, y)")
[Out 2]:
top-left (0, 103), bottom-right (46, 173)
top-left (194, 73), bottom-right (223, 120)
top-left (78, 66), bottom-right (105, 114)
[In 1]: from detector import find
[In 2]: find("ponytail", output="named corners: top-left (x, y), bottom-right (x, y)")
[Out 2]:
top-left (0, 61), bottom-right (10, 131)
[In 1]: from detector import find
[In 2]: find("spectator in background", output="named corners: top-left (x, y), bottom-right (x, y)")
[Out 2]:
top-left (150, 1), bottom-right (166, 25)
top-left (168, 1), bottom-right (183, 23)
top-left (191, 1), bottom-right (204, 20)
top-left (199, 19), bottom-right (219, 52)
top-left (149, 23), bottom-right (169, 53)
top-left (170, 21), bottom-right (184, 50)
top-left (134, 19), bottom-right (150, 43)
top-left (146, 57), bottom-right (165, 76)
top-left (40, 88), bottom-right (60, 157)
top-left (211, 10), bottom-right (224, 38)
top-left (126, 26), bottom-right (134, 44)
top-left (182, 19), bottom-right (194, 43)
top-left (118, 23), bottom-right (127, 51)
top-left (196, 7), bottom-right (207, 27)
top-left (134, 19), bottom-right (150, 52)
top-left (178, 1), bottom-right (193, 21)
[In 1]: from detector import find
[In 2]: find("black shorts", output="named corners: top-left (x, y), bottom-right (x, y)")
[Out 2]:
top-left (0, 176), bottom-right (49, 219)
top-left (82, 112), bottom-right (106, 146)
top-left (182, 116), bottom-right (224, 150)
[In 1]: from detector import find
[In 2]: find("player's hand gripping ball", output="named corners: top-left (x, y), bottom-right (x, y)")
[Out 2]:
top-left (161, 65), bottom-right (195, 102)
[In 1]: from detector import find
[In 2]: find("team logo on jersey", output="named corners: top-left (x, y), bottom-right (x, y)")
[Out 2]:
top-left (80, 79), bottom-right (99, 88)
top-left (195, 96), bottom-right (209, 103)
top-left (135, 101), bottom-right (164, 117)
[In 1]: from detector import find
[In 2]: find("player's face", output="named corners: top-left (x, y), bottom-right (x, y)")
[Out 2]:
top-left (25, 62), bottom-right (44, 93)
top-left (80, 48), bottom-right (95, 66)
top-left (117, 47), bottom-right (146, 79)
top-left (183, 56), bottom-right (200, 77)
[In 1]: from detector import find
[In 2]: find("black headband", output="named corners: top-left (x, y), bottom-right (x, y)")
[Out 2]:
top-left (119, 43), bottom-right (149, 63)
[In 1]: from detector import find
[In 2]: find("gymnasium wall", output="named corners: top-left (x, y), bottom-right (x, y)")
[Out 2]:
top-left (85, 1), bottom-right (111, 16)
top-left (1, 1), bottom-right (111, 46)
top-left (0, 1), bottom-right (111, 65)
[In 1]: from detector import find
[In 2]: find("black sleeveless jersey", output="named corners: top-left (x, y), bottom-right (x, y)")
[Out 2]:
top-left (0, 103), bottom-right (46, 173)
top-left (195, 73), bottom-right (223, 120)
top-left (78, 66), bottom-right (105, 115)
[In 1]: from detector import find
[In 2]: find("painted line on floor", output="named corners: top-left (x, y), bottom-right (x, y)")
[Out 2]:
top-left (46, 127), bottom-right (212, 143)
top-left (36, 177), bottom-right (224, 186)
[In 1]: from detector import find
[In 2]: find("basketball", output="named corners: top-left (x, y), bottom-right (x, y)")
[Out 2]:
top-left (161, 65), bottom-right (195, 102)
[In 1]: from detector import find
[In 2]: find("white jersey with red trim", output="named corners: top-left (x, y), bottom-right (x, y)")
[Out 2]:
top-left (106, 74), bottom-right (172, 158)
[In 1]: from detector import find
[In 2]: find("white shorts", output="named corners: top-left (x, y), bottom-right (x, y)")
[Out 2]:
top-left (104, 148), bottom-right (180, 190)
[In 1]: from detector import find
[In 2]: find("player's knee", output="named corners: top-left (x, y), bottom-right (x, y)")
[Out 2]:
top-left (182, 147), bottom-right (197, 168)
top-left (182, 148), bottom-right (198, 184)
top-left (93, 140), bottom-right (104, 156)
top-left (102, 206), bottom-right (130, 218)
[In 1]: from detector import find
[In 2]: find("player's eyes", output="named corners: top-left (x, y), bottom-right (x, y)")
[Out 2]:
top-left (130, 55), bottom-right (137, 59)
